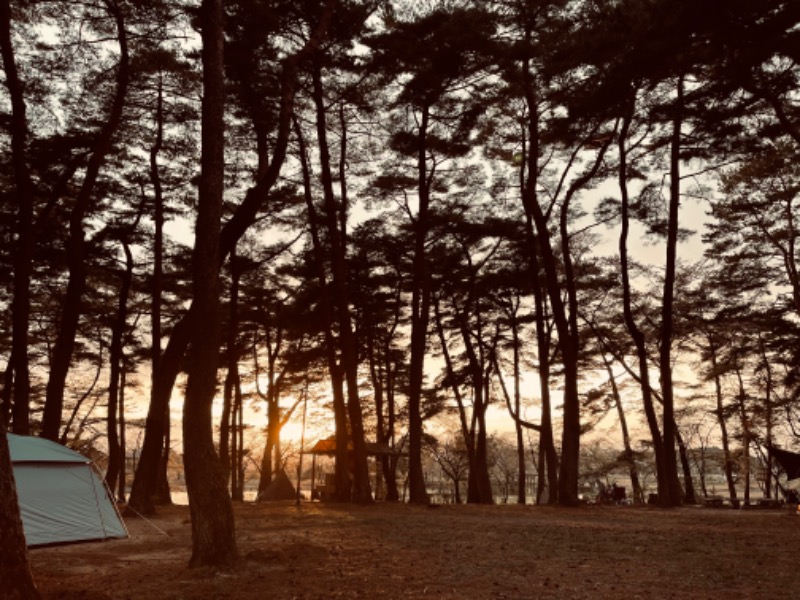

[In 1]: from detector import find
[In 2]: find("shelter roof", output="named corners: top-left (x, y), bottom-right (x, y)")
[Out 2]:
top-left (309, 437), bottom-right (398, 456)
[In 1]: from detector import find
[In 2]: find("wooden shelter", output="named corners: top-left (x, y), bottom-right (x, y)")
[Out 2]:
top-left (307, 437), bottom-right (399, 500)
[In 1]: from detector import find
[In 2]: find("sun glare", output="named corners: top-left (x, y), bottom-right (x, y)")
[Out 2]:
top-left (280, 420), bottom-right (306, 444)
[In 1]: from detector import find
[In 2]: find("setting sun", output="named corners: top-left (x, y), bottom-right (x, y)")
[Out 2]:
top-left (279, 420), bottom-right (306, 444)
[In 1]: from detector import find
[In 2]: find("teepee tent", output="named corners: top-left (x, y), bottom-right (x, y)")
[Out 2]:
top-left (8, 433), bottom-right (128, 547)
top-left (257, 469), bottom-right (297, 502)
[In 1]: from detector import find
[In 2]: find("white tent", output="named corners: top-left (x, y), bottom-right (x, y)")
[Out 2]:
top-left (8, 433), bottom-right (128, 547)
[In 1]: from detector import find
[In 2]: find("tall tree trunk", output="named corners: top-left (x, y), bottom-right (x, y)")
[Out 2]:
top-left (554, 132), bottom-right (603, 508)
top-left (385, 351), bottom-right (400, 502)
top-left (734, 362), bottom-right (751, 507)
top-left (2, 362), bottom-right (13, 427)
top-left (433, 296), bottom-right (478, 500)
top-left (128, 319), bottom-right (189, 514)
top-left (617, 89), bottom-right (667, 504)
top-left (456, 305), bottom-right (493, 504)
top-left (367, 336), bottom-right (386, 499)
top-left (601, 353), bottom-right (643, 504)
top-left (255, 332), bottom-right (283, 497)
top-left (260, 386), bottom-right (279, 492)
top-left (520, 38), bottom-right (602, 505)
top-left (492, 341), bottom-right (544, 504)
top-left (220, 370), bottom-right (233, 486)
top-left (235, 379), bottom-right (245, 499)
top-left (150, 75), bottom-right (165, 381)
top-left (530, 258), bottom-right (558, 503)
top-left (473, 402), bottom-right (493, 504)
top-left (675, 425), bottom-right (695, 503)
top-left (117, 368), bottom-right (127, 503)
top-left (220, 249), bottom-right (241, 488)
top-left (510, 310), bottom-right (527, 504)
top-left (759, 334), bottom-right (775, 498)
top-left (182, 0), bottom-right (237, 567)
top-left (129, 3), bottom-right (334, 515)
top-left (367, 321), bottom-right (400, 501)
top-left (231, 374), bottom-right (244, 501)
top-left (310, 59), bottom-right (371, 503)
top-left (0, 424), bottom-right (40, 598)
top-left (408, 105), bottom-right (433, 504)
top-left (0, 0), bottom-right (35, 436)
top-left (659, 75), bottom-right (686, 507)
top-left (42, 1), bottom-right (129, 441)
top-left (295, 118), bottom-right (351, 501)
top-left (150, 72), bottom-right (172, 507)
top-left (106, 241), bottom-right (134, 497)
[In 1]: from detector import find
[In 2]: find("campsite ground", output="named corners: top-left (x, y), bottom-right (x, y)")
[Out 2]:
top-left (30, 501), bottom-right (798, 599)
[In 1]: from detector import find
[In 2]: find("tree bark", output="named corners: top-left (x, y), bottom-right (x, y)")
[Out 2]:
top-left (616, 91), bottom-right (667, 503)
top-left (148, 71), bottom-right (173, 508)
top-left (0, 0), bottom-right (34, 435)
top-left (255, 326), bottom-right (284, 497)
top-left (182, 0), bottom-right (237, 567)
top-left (519, 35), bottom-right (606, 505)
top-left (42, 0), bottom-right (130, 441)
top-left (127, 317), bottom-right (188, 514)
top-left (433, 296), bottom-right (478, 500)
top-left (734, 362), bottom-right (751, 507)
top-left (601, 353), bottom-right (644, 504)
top-left (129, 1), bottom-right (335, 514)
top-left (525, 230), bottom-right (558, 503)
top-left (455, 303), bottom-right (493, 504)
top-left (0, 424), bottom-right (40, 599)
top-left (407, 104), bottom-right (433, 504)
top-left (366, 305), bottom-right (401, 501)
top-left (675, 424), bottom-right (695, 503)
top-left (510, 306), bottom-right (527, 504)
top-left (310, 58), bottom-right (371, 503)
top-left (659, 76), bottom-right (686, 507)
top-left (220, 250), bottom-right (241, 489)
top-left (759, 334), bottom-right (775, 498)
top-left (106, 241), bottom-right (134, 497)
top-left (295, 118), bottom-right (351, 501)
top-left (117, 368), bottom-right (127, 502)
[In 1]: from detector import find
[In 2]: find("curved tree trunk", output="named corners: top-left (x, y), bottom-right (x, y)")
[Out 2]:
top-left (42, 1), bottom-right (130, 441)
top-left (0, 425), bottom-right (40, 598)
top-left (128, 318), bottom-right (188, 515)
top-left (601, 353), bottom-right (644, 504)
top-left (129, 1), bottom-right (335, 516)
top-left (519, 36), bottom-right (601, 505)
top-left (310, 58), bottom-right (371, 503)
top-left (616, 90), bottom-right (667, 504)
top-left (433, 296), bottom-right (478, 502)
top-left (457, 307), bottom-right (493, 504)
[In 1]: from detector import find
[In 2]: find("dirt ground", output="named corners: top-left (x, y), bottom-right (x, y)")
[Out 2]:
top-left (29, 501), bottom-right (799, 599)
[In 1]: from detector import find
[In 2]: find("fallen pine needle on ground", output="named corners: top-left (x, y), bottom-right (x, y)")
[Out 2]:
top-left (30, 501), bottom-right (798, 599)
